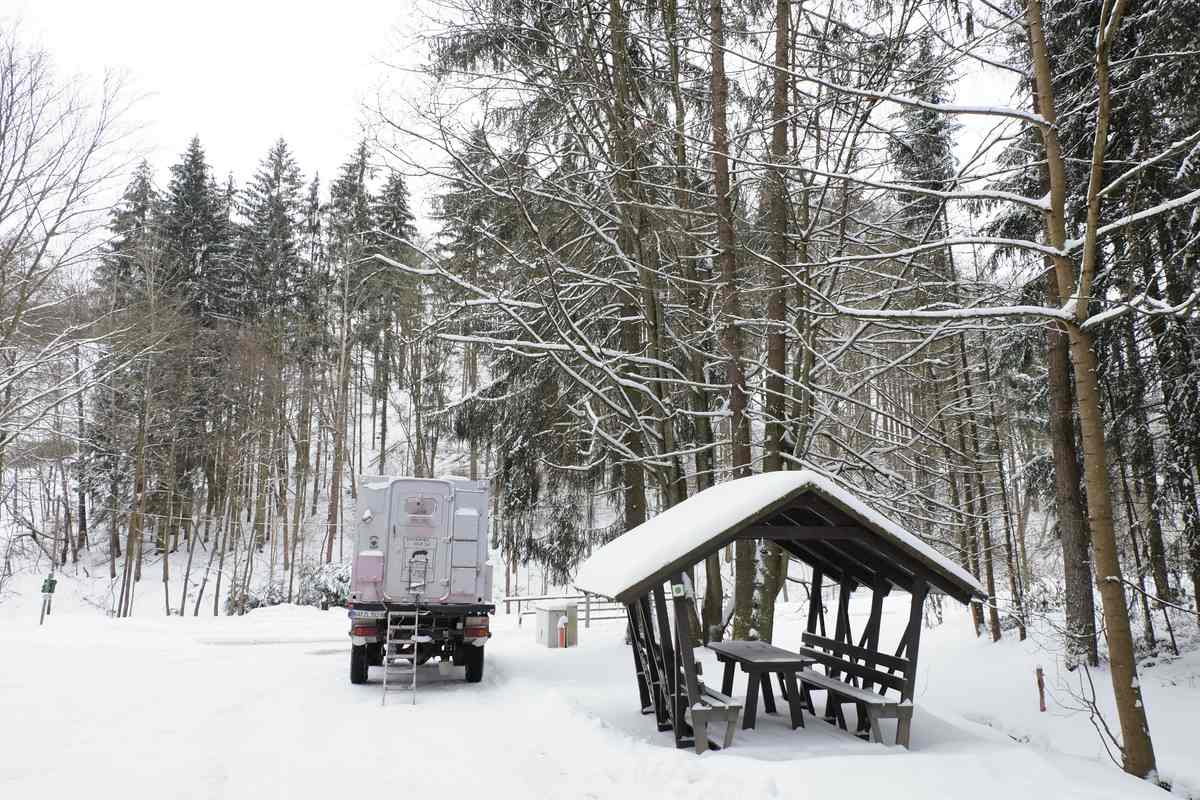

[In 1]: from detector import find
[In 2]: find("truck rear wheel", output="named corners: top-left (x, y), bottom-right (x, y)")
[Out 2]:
top-left (463, 645), bottom-right (485, 683)
top-left (350, 644), bottom-right (369, 684)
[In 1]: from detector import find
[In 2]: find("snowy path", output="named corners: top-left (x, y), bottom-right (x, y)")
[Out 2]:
top-left (2, 587), bottom-right (1196, 799)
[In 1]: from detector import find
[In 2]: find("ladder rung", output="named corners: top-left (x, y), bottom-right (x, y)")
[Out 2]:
top-left (383, 604), bottom-right (423, 706)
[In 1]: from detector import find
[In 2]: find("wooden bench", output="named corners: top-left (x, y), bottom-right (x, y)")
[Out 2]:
top-left (797, 633), bottom-right (915, 748)
top-left (708, 640), bottom-right (812, 731)
top-left (687, 683), bottom-right (742, 754)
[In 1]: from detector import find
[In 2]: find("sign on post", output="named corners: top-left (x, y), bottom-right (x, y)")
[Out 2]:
top-left (39, 574), bottom-right (57, 625)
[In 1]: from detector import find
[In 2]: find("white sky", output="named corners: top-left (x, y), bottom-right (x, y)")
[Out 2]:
top-left (5, 0), bottom-right (433, 218)
top-left (5, 1), bottom-right (1016, 254)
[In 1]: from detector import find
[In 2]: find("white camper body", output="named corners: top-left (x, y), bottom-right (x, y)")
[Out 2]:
top-left (350, 476), bottom-right (493, 606)
top-left (346, 476), bottom-right (495, 686)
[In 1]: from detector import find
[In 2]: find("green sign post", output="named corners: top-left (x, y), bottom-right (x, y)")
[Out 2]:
top-left (39, 573), bottom-right (56, 625)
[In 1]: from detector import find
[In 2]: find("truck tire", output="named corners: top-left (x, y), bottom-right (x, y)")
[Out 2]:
top-left (463, 645), bottom-right (485, 683)
top-left (350, 644), bottom-right (369, 684)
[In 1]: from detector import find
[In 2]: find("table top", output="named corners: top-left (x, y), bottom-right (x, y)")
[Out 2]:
top-left (707, 640), bottom-right (814, 668)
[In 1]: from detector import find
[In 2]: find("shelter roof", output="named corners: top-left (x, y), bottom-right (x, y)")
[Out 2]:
top-left (574, 471), bottom-right (985, 604)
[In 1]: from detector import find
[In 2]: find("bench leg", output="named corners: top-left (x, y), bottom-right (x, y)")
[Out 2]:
top-left (822, 687), bottom-right (838, 725)
top-left (783, 672), bottom-right (804, 729)
top-left (866, 708), bottom-right (884, 744)
top-left (856, 702), bottom-right (872, 738)
top-left (760, 672), bottom-right (777, 714)
top-left (800, 683), bottom-right (815, 714)
top-left (743, 673), bottom-right (761, 730)
top-left (823, 693), bottom-right (848, 728)
top-left (777, 673), bottom-right (789, 700)
top-left (723, 710), bottom-right (739, 749)
top-left (721, 659), bottom-right (735, 696)
top-left (896, 706), bottom-right (914, 749)
top-left (693, 711), bottom-right (710, 754)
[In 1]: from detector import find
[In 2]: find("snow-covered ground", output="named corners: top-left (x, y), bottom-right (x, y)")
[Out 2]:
top-left (2, 568), bottom-right (1197, 800)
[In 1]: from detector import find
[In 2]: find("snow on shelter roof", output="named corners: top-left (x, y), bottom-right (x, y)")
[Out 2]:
top-left (574, 470), bottom-right (985, 604)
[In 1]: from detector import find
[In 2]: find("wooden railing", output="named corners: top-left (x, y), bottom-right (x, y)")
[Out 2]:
top-left (500, 591), bottom-right (626, 627)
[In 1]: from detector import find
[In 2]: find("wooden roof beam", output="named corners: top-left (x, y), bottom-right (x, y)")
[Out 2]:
top-left (740, 524), bottom-right (867, 541)
top-left (795, 495), bottom-right (976, 603)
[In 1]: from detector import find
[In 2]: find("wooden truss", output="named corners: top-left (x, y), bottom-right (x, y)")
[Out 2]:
top-left (626, 573), bottom-right (741, 753)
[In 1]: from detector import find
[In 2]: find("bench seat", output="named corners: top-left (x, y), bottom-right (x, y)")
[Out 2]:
top-left (797, 633), bottom-right (916, 748)
top-left (685, 683), bottom-right (742, 753)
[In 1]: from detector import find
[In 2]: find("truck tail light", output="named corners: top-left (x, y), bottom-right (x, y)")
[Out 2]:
top-left (351, 624), bottom-right (378, 636)
top-left (464, 615), bottom-right (490, 638)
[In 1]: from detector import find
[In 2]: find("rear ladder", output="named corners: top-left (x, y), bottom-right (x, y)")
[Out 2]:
top-left (382, 553), bottom-right (431, 705)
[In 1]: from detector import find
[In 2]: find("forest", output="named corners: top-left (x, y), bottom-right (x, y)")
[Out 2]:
top-left (1, 0), bottom-right (1198, 786)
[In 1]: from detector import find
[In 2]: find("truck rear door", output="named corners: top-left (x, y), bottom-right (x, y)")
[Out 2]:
top-left (384, 480), bottom-right (453, 601)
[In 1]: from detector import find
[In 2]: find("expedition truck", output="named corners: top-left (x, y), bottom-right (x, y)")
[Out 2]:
top-left (346, 476), bottom-right (494, 684)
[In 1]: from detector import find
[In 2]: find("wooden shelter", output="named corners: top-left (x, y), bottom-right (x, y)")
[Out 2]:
top-left (574, 471), bottom-right (986, 753)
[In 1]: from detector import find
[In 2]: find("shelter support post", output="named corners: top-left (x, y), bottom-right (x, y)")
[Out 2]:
top-left (896, 578), bottom-right (928, 748)
top-left (625, 602), bottom-right (653, 714)
top-left (672, 572), bottom-right (725, 752)
top-left (853, 581), bottom-right (889, 735)
top-left (806, 569), bottom-right (824, 636)
top-left (653, 585), bottom-right (692, 748)
top-left (823, 579), bottom-right (855, 726)
top-left (635, 594), bottom-right (672, 730)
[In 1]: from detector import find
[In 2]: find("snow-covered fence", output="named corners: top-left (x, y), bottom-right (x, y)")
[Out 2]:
top-left (502, 592), bottom-right (625, 628)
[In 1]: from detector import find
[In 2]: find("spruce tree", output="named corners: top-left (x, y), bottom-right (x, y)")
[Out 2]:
top-left (85, 160), bottom-right (163, 572)
top-left (95, 160), bottom-right (160, 304)
top-left (161, 137), bottom-right (223, 315)
top-left (240, 138), bottom-right (305, 317)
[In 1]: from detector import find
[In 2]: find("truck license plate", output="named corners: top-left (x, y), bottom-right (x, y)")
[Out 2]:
top-left (349, 610), bottom-right (386, 619)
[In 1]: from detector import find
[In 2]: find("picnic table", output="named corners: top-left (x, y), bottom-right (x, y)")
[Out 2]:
top-left (708, 640), bottom-right (813, 731)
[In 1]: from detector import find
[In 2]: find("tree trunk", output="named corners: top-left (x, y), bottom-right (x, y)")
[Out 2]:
top-left (709, 0), bottom-right (755, 639)
top-left (121, 377), bottom-right (151, 617)
top-left (983, 345), bottom-right (1026, 640)
top-left (1117, 312), bottom-right (1170, 604)
top-left (1113, 435), bottom-right (1158, 647)
top-left (74, 345), bottom-right (88, 553)
top-left (754, 0), bottom-right (791, 644)
top-left (608, 0), bottom-right (649, 542)
top-left (326, 285), bottom-right (353, 563)
top-left (290, 361), bottom-right (312, 602)
top-left (660, 0), bottom-right (723, 639)
top-left (957, 339), bottom-right (1002, 641)
top-left (1025, 0), bottom-right (1157, 775)
top-left (1139, 222), bottom-right (1199, 614)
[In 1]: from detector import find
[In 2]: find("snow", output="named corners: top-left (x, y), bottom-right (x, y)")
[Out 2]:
top-left (574, 470), bottom-right (984, 602)
top-left (2, 572), bottom-right (1194, 799)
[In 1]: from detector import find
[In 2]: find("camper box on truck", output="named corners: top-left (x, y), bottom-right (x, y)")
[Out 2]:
top-left (346, 476), bottom-right (494, 684)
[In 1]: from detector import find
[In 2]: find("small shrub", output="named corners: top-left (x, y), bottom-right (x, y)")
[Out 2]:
top-left (296, 560), bottom-right (351, 609)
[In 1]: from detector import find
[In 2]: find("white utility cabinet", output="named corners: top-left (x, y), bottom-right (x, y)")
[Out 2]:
top-left (534, 602), bottom-right (578, 648)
